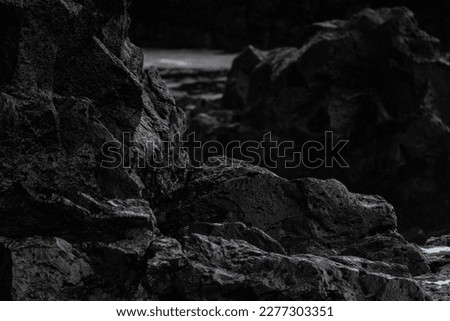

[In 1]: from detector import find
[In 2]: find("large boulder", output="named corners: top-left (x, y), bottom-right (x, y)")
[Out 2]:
top-left (156, 158), bottom-right (397, 255)
top-left (219, 7), bottom-right (450, 237)
top-left (425, 235), bottom-right (450, 247)
top-left (190, 222), bottom-right (287, 255)
top-left (223, 46), bottom-right (267, 110)
top-left (0, 0), bottom-right (438, 301)
top-left (0, 0), bottom-right (186, 237)
top-left (341, 232), bottom-right (430, 276)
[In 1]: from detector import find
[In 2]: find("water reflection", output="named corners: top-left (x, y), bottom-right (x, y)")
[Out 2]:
top-left (142, 49), bottom-right (236, 70)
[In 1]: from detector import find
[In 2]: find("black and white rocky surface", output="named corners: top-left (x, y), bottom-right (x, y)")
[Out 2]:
top-left (0, 0), bottom-right (448, 301)
top-left (186, 7), bottom-right (450, 243)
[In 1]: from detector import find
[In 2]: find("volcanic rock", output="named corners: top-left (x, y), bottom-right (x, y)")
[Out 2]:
top-left (129, 0), bottom-right (450, 52)
top-left (223, 46), bottom-right (267, 110)
top-left (156, 158), bottom-right (397, 254)
top-left (341, 232), bottom-right (430, 276)
top-left (0, 0), bottom-right (439, 301)
top-left (142, 234), bottom-right (429, 300)
top-left (0, 0), bottom-right (187, 210)
top-left (425, 235), bottom-right (450, 247)
top-left (0, 237), bottom-right (94, 300)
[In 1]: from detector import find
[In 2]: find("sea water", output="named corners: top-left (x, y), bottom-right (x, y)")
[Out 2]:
top-left (142, 49), bottom-right (236, 70)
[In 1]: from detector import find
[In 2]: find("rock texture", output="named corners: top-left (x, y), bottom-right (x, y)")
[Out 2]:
top-left (425, 235), bottom-right (450, 247)
top-left (217, 7), bottom-right (450, 238)
top-left (0, 0), bottom-right (187, 208)
top-left (189, 222), bottom-right (287, 255)
top-left (156, 158), bottom-right (398, 255)
top-left (142, 234), bottom-right (428, 300)
top-left (0, 0), bottom-right (439, 301)
top-left (223, 46), bottom-right (267, 110)
top-left (342, 232), bottom-right (430, 276)
top-left (0, 237), bottom-right (94, 300)
top-left (0, 0), bottom-right (178, 300)
top-left (415, 246), bottom-right (450, 301)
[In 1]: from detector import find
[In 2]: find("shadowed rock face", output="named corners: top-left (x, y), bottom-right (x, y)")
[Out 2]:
top-left (156, 158), bottom-right (397, 255)
top-left (0, 0), bottom-right (179, 299)
top-left (142, 234), bottom-right (428, 300)
top-left (0, 0), bottom-right (187, 204)
top-left (218, 7), bottom-right (450, 238)
top-left (0, 1), bottom-right (437, 300)
top-left (129, 0), bottom-right (450, 52)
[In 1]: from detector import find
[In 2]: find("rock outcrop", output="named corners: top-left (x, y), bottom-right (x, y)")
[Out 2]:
top-left (0, 0), bottom-right (187, 208)
top-left (142, 234), bottom-right (428, 300)
top-left (0, 0), bottom-right (179, 300)
top-left (218, 7), bottom-right (450, 238)
top-left (0, 0), bottom-right (438, 301)
top-left (425, 235), bottom-right (450, 247)
top-left (415, 245), bottom-right (450, 301)
top-left (156, 158), bottom-right (398, 255)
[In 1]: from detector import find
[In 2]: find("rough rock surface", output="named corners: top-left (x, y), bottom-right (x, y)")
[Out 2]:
top-left (341, 232), bottom-right (430, 276)
top-left (330, 255), bottom-right (411, 278)
top-left (189, 222), bottom-right (287, 255)
top-left (0, 0), bottom-right (176, 300)
top-left (223, 46), bottom-right (267, 110)
top-left (0, 237), bottom-right (94, 300)
top-left (415, 246), bottom-right (450, 301)
top-left (129, 0), bottom-right (450, 52)
top-left (0, 0), bottom-right (440, 301)
top-left (0, 0), bottom-right (187, 210)
top-left (142, 234), bottom-right (428, 300)
top-left (156, 158), bottom-right (397, 255)
top-left (217, 7), bottom-right (450, 238)
top-left (425, 235), bottom-right (450, 247)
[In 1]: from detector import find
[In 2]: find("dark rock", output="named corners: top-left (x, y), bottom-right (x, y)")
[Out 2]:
top-left (156, 67), bottom-right (232, 148)
top-left (79, 228), bottom-right (155, 299)
top-left (426, 235), bottom-right (450, 247)
top-left (330, 255), bottom-right (411, 278)
top-left (341, 232), bottom-right (430, 276)
top-left (0, 0), bottom-right (185, 300)
top-left (156, 158), bottom-right (397, 254)
top-left (0, 0), bottom-right (440, 301)
top-left (0, 233), bottom-right (156, 300)
top-left (420, 246), bottom-right (450, 273)
top-left (0, 183), bottom-right (156, 242)
top-left (415, 247), bottom-right (450, 301)
top-left (142, 237), bottom-right (189, 300)
top-left (0, 0), bottom-right (187, 210)
top-left (142, 234), bottom-right (428, 300)
top-left (223, 46), bottom-right (267, 110)
top-left (0, 237), bottom-right (94, 300)
top-left (218, 7), bottom-right (450, 237)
